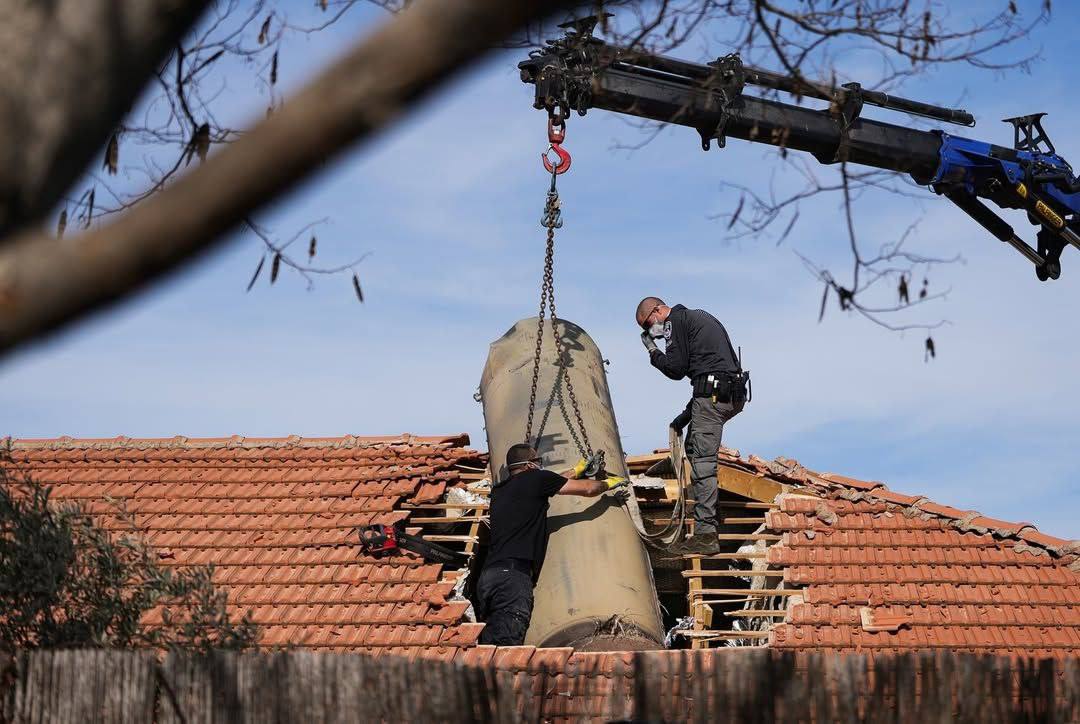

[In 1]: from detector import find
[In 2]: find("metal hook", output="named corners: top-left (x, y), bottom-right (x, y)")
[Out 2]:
top-left (542, 144), bottom-right (572, 175)
top-left (542, 116), bottom-right (571, 174)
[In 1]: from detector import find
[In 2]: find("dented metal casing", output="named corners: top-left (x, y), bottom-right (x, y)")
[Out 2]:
top-left (479, 317), bottom-right (663, 650)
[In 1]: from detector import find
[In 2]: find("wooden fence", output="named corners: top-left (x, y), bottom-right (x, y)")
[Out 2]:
top-left (1, 648), bottom-right (1078, 723)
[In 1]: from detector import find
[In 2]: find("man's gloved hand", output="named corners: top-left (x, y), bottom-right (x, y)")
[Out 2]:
top-left (670, 407), bottom-right (692, 436)
top-left (605, 475), bottom-right (629, 490)
top-left (573, 458), bottom-right (589, 477)
top-left (640, 330), bottom-right (658, 353)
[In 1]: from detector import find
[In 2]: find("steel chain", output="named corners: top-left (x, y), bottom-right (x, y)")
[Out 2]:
top-left (524, 216), bottom-right (554, 445)
top-left (523, 165), bottom-right (592, 458)
top-left (544, 243), bottom-right (591, 457)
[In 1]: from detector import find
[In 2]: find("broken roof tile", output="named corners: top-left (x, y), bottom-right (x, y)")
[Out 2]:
top-left (10, 430), bottom-right (1077, 671)
top-left (818, 473), bottom-right (884, 492)
top-left (858, 607), bottom-right (913, 634)
top-left (761, 463), bottom-right (1080, 658)
top-left (1016, 527), bottom-right (1071, 549)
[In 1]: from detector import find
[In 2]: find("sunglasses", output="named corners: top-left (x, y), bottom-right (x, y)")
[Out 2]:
top-left (640, 304), bottom-right (661, 330)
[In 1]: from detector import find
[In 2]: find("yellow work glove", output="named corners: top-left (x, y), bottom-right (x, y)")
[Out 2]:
top-left (573, 458), bottom-right (589, 477)
top-left (605, 476), bottom-right (629, 490)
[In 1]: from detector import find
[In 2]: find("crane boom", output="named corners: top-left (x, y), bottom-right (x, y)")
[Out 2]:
top-left (519, 17), bottom-right (1080, 281)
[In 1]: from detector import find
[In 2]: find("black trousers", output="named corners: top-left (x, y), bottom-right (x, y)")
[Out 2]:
top-left (475, 563), bottom-right (534, 646)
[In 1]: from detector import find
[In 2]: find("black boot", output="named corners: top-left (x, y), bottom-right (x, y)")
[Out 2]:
top-left (664, 535), bottom-right (695, 556)
top-left (685, 533), bottom-right (719, 556)
top-left (667, 532), bottom-right (719, 557)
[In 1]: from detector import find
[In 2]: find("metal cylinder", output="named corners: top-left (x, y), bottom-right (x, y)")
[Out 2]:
top-left (479, 317), bottom-right (664, 650)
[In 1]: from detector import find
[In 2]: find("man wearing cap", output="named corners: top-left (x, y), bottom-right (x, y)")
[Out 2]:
top-left (475, 443), bottom-right (627, 646)
top-left (636, 296), bottom-right (748, 556)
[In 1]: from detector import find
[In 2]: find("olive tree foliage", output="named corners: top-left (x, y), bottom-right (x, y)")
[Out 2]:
top-left (0, 0), bottom-right (1053, 358)
top-left (0, 446), bottom-right (257, 651)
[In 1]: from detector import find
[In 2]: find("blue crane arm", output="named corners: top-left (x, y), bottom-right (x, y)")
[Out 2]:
top-left (520, 18), bottom-right (1080, 280)
top-left (917, 119), bottom-right (1080, 279)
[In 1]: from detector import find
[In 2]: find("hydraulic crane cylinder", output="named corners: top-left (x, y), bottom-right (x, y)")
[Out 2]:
top-left (479, 317), bottom-right (664, 650)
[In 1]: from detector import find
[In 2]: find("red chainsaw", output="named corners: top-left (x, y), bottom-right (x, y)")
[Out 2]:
top-left (357, 521), bottom-right (467, 566)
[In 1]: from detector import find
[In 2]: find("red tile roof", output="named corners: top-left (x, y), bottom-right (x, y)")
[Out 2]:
top-left (4, 434), bottom-right (485, 658)
top-left (7, 433), bottom-right (1078, 664)
top-left (751, 464), bottom-right (1080, 658)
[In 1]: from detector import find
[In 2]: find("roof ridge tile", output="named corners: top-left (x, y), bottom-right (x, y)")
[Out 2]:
top-left (729, 450), bottom-right (1071, 560)
top-left (10, 433), bottom-right (473, 451)
top-left (767, 462), bottom-right (1073, 560)
top-left (819, 473), bottom-right (885, 492)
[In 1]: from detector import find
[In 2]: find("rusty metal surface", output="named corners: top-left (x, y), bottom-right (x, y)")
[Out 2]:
top-left (479, 318), bottom-right (664, 650)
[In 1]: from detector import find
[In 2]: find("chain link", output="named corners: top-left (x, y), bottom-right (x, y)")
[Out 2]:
top-left (524, 215), bottom-right (554, 445)
top-left (524, 166), bottom-right (592, 458)
top-left (545, 245), bottom-right (591, 457)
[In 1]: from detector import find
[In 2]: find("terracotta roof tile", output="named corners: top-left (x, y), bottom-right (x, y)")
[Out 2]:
top-left (873, 489), bottom-right (925, 506)
top-left (2, 434), bottom-right (483, 656)
top-left (441, 623), bottom-right (485, 647)
top-left (818, 473), bottom-right (884, 491)
top-left (411, 480), bottom-right (447, 503)
top-left (525, 647), bottom-right (575, 672)
top-left (455, 645), bottom-right (498, 667)
top-left (763, 484), bottom-right (1080, 658)
top-left (493, 646), bottom-right (537, 670)
top-left (12, 430), bottom-right (1077, 670)
top-left (420, 645), bottom-right (460, 662)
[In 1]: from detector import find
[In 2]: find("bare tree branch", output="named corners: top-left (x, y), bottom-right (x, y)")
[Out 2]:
top-left (591, 1), bottom-right (1048, 340)
top-left (0, 1), bottom-right (1052, 355)
top-left (0, 0), bottom-right (582, 356)
top-left (0, 0), bottom-right (213, 236)
top-left (56, 2), bottom-right (384, 295)
top-left (243, 218), bottom-right (371, 290)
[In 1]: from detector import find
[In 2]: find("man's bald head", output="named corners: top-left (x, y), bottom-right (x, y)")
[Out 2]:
top-left (636, 296), bottom-right (666, 327)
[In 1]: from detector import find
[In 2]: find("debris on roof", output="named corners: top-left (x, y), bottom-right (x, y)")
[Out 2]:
top-left (643, 445), bottom-right (1079, 657)
top-left (764, 480), bottom-right (1080, 657)
top-left (859, 607), bottom-right (912, 634)
top-left (5, 434), bottom-right (1077, 661)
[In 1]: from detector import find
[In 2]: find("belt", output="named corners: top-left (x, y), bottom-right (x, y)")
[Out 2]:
top-left (692, 371), bottom-right (738, 398)
top-left (692, 371), bottom-right (751, 404)
top-left (487, 558), bottom-right (533, 575)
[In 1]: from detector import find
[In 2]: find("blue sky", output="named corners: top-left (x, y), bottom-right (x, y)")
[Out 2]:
top-left (2, 2), bottom-right (1077, 536)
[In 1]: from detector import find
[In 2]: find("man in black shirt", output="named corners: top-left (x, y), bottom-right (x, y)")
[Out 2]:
top-left (636, 296), bottom-right (747, 556)
top-left (476, 443), bottom-right (627, 646)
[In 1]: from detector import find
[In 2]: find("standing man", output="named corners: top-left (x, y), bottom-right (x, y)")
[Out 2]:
top-left (476, 443), bottom-right (627, 646)
top-left (636, 297), bottom-right (748, 555)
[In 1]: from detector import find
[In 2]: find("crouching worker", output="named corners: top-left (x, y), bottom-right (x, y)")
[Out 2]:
top-left (476, 443), bottom-right (627, 646)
